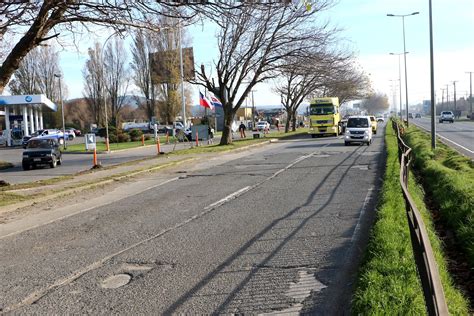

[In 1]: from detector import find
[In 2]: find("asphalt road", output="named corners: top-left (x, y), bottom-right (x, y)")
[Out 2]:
top-left (0, 136), bottom-right (208, 185)
top-left (0, 124), bottom-right (386, 314)
top-left (410, 117), bottom-right (474, 158)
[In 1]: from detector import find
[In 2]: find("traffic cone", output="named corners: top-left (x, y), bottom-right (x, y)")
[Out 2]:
top-left (166, 131), bottom-right (170, 144)
top-left (196, 131), bottom-right (199, 147)
top-left (156, 137), bottom-right (161, 154)
top-left (93, 148), bottom-right (97, 166)
top-left (141, 134), bottom-right (145, 146)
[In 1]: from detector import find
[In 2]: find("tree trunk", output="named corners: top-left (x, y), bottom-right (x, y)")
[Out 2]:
top-left (292, 111), bottom-right (297, 132)
top-left (219, 107), bottom-right (234, 145)
top-left (285, 112), bottom-right (291, 133)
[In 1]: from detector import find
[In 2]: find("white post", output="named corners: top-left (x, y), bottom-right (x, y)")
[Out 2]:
top-left (34, 107), bottom-right (39, 131)
top-left (39, 108), bottom-right (44, 129)
top-left (29, 106), bottom-right (35, 134)
top-left (5, 106), bottom-right (11, 147)
top-left (178, 23), bottom-right (187, 128)
top-left (23, 106), bottom-right (29, 136)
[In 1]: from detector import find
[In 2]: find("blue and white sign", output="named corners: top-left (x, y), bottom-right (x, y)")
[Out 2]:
top-left (25, 95), bottom-right (32, 102)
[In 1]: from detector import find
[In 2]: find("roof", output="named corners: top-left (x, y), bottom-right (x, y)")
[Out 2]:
top-left (0, 94), bottom-right (57, 111)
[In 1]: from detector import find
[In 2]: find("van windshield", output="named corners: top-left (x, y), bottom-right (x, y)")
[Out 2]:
top-left (347, 118), bottom-right (369, 128)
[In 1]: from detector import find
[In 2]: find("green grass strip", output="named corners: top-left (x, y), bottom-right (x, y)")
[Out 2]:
top-left (352, 120), bottom-right (469, 314)
top-left (403, 126), bottom-right (473, 267)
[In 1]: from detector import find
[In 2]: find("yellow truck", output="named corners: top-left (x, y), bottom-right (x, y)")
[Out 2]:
top-left (309, 97), bottom-right (341, 137)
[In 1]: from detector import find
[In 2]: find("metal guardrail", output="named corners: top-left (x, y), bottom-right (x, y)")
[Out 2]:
top-left (392, 120), bottom-right (449, 315)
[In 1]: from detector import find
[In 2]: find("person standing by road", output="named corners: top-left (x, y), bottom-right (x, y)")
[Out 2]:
top-left (239, 122), bottom-right (246, 138)
top-left (275, 119), bottom-right (280, 132)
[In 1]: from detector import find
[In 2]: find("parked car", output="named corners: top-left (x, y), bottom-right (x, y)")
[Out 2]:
top-left (344, 116), bottom-right (372, 146)
top-left (22, 129), bottom-right (64, 148)
top-left (408, 113), bottom-right (414, 119)
top-left (415, 113), bottom-right (422, 118)
top-left (256, 121), bottom-right (270, 131)
top-left (22, 137), bottom-right (62, 170)
top-left (66, 127), bottom-right (82, 136)
top-left (64, 128), bottom-right (76, 140)
top-left (439, 111), bottom-right (454, 123)
top-left (369, 116), bottom-right (377, 134)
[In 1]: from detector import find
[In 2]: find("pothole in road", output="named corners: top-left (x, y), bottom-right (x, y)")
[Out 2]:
top-left (259, 270), bottom-right (326, 315)
top-left (101, 273), bottom-right (132, 289)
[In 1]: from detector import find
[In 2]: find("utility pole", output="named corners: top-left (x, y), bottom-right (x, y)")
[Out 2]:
top-left (428, 0), bottom-right (436, 150)
top-left (466, 72), bottom-right (473, 117)
top-left (178, 22), bottom-right (187, 128)
top-left (445, 84), bottom-right (449, 109)
top-left (452, 80), bottom-right (458, 113)
top-left (251, 90), bottom-right (256, 129)
top-left (441, 89), bottom-right (445, 111)
top-left (54, 74), bottom-right (67, 149)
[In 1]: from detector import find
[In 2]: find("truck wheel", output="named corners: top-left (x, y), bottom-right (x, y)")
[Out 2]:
top-left (22, 163), bottom-right (30, 170)
top-left (344, 142), bottom-right (349, 146)
top-left (311, 134), bottom-right (316, 138)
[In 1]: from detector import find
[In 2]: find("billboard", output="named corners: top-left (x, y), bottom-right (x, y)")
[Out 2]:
top-left (150, 47), bottom-right (195, 84)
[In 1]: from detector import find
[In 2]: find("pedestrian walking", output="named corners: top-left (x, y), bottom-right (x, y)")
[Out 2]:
top-left (208, 126), bottom-right (214, 144)
top-left (239, 122), bottom-right (246, 138)
top-left (275, 119), bottom-right (280, 132)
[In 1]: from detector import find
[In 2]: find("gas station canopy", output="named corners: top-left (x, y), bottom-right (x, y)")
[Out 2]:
top-left (0, 94), bottom-right (58, 146)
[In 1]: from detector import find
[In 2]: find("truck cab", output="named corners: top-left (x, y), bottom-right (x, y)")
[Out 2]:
top-left (309, 97), bottom-right (341, 137)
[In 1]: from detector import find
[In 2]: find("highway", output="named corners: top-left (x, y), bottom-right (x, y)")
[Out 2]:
top-left (411, 117), bottom-right (474, 159)
top-left (0, 125), bottom-right (386, 314)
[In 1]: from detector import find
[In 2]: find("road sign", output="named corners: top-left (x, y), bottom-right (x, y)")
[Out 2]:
top-left (85, 133), bottom-right (96, 150)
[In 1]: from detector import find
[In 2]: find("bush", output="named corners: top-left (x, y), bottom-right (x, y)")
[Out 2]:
top-left (144, 135), bottom-right (151, 141)
top-left (117, 133), bottom-right (130, 143)
top-left (129, 129), bottom-right (143, 141)
top-left (98, 125), bottom-right (117, 138)
top-left (108, 134), bottom-right (118, 143)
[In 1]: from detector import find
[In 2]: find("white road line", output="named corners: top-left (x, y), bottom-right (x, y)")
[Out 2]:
top-left (414, 123), bottom-right (474, 154)
top-left (351, 187), bottom-right (374, 243)
top-left (4, 147), bottom-right (325, 312)
top-left (0, 177), bottom-right (180, 240)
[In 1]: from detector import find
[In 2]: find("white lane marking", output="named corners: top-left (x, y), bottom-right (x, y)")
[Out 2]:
top-left (0, 177), bottom-right (180, 240)
top-left (413, 122), bottom-right (474, 154)
top-left (4, 148), bottom-right (324, 312)
top-left (351, 187), bottom-right (374, 243)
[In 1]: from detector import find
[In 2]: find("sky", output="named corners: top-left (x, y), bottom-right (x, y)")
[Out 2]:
top-left (57, 0), bottom-right (474, 110)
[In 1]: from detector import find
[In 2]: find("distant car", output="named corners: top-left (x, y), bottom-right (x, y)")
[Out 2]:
top-left (66, 127), bottom-right (82, 136)
top-left (415, 113), bottom-right (422, 118)
top-left (439, 111), bottom-right (454, 123)
top-left (376, 116), bottom-right (385, 122)
top-left (408, 113), bottom-right (414, 119)
top-left (369, 116), bottom-right (377, 134)
top-left (64, 128), bottom-right (75, 140)
top-left (256, 121), bottom-right (270, 131)
top-left (344, 116), bottom-right (372, 146)
top-left (22, 138), bottom-right (62, 170)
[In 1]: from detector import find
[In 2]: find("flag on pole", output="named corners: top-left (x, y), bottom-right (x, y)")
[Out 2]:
top-left (199, 92), bottom-right (213, 110)
top-left (209, 94), bottom-right (223, 107)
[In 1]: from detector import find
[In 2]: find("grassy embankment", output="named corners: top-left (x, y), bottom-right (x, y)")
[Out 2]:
top-left (352, 120), bottom-right (469, 314)
top-left (403, 125), bottom-right (473, 266)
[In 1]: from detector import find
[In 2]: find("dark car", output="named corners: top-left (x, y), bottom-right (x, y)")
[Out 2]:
top-left (415, 113), bottom-right (422, 118)
top-left (22, 138), bottom-right (62, 170)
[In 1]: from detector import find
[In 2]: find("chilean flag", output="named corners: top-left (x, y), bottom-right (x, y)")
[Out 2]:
top-left (209, 94), bottom-right (223, 107)
top-left (199, 92), bottom-right (213, 110)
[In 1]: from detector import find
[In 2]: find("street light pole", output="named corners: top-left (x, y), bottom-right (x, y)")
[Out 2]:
top-left (428, 0), bottom-right (436, 149)
top-left (390, 52), bottom-right (408, 119)
top-left (178, 22), bottom-right (187, 128)
top-left (54, 74), bottom-right (67, 149)
top-left (387, 11), bottom-right (419, 126)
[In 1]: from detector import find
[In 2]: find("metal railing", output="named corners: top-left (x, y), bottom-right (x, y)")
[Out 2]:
top-left (392, 120), bottom-right (448, 315)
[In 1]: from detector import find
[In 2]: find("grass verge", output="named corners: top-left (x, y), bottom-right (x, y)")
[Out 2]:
top-left (352, 120), bottom-right (469, 314)
top-left (403, 125), bottom-right (473, 266)
top-left (0, 161), bottom-right (14, 170)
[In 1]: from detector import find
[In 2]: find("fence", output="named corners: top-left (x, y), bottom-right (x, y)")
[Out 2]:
top-left (392, 120), bottom-right (448, 315)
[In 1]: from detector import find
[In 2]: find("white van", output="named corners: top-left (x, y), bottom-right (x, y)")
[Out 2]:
top-left (344, 116), bottom-right (373, 146)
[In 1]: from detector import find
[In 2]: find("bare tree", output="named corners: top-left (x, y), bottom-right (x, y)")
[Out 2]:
top-left (196, 2), bottom-right (335, 145)
top-left (0, 1), bottom-right (293, 94)
top-left (82, 43), bottom-right (105, 126)
top-left (104, 38), bottom-right (130, 127)
top-left (360, 93), bottom-right (390, 114)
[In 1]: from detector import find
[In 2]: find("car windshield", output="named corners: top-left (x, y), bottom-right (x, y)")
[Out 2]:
top-left (310, 106), bottom-right (334, 115)
top-left (347, 118), bottom-right (369, 128)
top-left (27, 139), bottom-right (53, 149)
